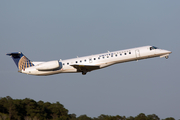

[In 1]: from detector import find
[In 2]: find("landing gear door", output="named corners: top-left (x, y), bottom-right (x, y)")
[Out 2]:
top-left (135, 49), bottom-right (140, 58)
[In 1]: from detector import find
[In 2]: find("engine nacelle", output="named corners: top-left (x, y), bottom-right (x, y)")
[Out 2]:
top-left (36, 60), bottom-right (62, 71)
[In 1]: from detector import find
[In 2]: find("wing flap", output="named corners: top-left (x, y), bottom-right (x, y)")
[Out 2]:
top-left (71, 64), bottom-right (100, 72)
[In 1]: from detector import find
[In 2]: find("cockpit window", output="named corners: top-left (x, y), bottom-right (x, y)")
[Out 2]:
top-left (150, 46), bottom-right (158, 50)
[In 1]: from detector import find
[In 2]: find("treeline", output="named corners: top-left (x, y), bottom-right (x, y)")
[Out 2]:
top-left (0, 96), bottom-right (175, 120)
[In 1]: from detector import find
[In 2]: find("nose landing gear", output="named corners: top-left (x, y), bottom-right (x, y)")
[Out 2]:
top-left (165, 56), bottom-right (169, 59)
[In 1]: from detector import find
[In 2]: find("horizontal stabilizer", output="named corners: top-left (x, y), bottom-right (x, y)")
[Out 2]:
top-left (6, 52), bottom-right (22, 58)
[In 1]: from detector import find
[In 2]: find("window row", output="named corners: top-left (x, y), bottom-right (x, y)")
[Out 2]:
top-left (63, 52), bottom-right (131, 65)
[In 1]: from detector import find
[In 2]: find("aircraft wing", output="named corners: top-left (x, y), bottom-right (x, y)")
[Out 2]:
top-left (71, 64), bottom-right (100, 72)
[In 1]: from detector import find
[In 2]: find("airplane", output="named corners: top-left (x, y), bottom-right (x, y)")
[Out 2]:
top-left (6, 46), bottom-right (172, 76)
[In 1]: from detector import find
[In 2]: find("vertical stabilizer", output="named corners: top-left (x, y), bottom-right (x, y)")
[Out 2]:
top-left (6, 52), bottom-right (34, 71)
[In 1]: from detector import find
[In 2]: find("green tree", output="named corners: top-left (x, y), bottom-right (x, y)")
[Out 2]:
top-left (43, 102), bottom-right (53, 119)
top-left (147, 114), bottom-right (160, 120)
top-left (96, 114), bottom-right (109, 120)
top-left (69, 113), bottom-right (76, 120)
top-left (49, 102), bottom-right (69, 119)
top-left (126, 116), bottom-right (134, 120)
top-left (115, 115), bottom-right (126, 120)
top-left (0, 97), bottom-right (8, 114)
top-left (76, 115), bottom-right (92, 120)
top-left (36, 100), bottom-right (52, 120)
top-left (162, 117), bottom-right (175, 120)
top-left (3, 96), bottom-right (18, 120)
top-left (23, 98), bottom-right (38, 119)
top-left (134, 113), bottom-right (147, 120)
top-left (0, 113), bottom-right (8, 120)
top-left (13, 99), bottom-right (26, 120)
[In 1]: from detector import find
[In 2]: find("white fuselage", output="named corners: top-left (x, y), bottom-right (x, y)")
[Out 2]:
top-left (22, 46), bottom-right (171, 76)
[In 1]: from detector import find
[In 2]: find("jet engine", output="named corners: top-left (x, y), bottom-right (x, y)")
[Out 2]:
top-left (36, 60), bottom-right (62, 71)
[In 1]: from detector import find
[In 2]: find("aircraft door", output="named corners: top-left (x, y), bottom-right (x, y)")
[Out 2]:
top-left (135, 49), bottom-right (140, 58)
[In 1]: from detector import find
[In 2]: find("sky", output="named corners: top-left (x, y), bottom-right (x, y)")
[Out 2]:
top-left (0, 0), bottom-right (180, 119)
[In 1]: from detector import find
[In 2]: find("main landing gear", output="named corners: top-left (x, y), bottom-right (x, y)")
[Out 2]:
top-left (82, 71), bottom-right (87, 75)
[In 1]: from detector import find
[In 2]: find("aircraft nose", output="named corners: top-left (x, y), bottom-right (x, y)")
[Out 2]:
top-left (156, 49), bottom-right (172, 55)
top-left (165, 50), bottom-right (172, 54)
top-left (161, 49), bottom-right (172, 55)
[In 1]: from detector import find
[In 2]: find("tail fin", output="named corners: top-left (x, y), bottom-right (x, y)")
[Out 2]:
top-left (6, 52), bottom-right (34, 71)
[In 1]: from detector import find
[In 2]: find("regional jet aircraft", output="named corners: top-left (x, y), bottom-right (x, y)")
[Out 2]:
top-left (7, 46), bottom-right (171, 76)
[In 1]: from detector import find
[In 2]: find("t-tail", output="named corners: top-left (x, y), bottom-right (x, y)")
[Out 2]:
top-left (6, 52), bottom-right (34, 71)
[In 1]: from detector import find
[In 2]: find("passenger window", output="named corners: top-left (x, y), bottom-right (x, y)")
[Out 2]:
top-left (76, 61), bottom-right (78, 63)
top-left (67, 63), bottom-right (69, 65)
top-left (129, 52), bottom-right (131, 54)
top-left (98, 57), bottom-right (100, 59)
top-left (111, 54), bottom-right (113, 57)
top-left (63, 63), bottom-right (65, 65)
top-left (103, 57), bottom-right (104, 59)
top-left (115, 54), bottom-right (117, 57)
top-left (124, 53), bottom-right (126, 55)
top-left (107, 56), bottom-right (109, 58)
top-left (80, 60), bottom-right (82, 63)
top-left (84, 60), bottom-right (86, 62)
top-left (94, 58), bottom-right (96, 60)
top-left (120, 54), bottom-right (122, 56)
